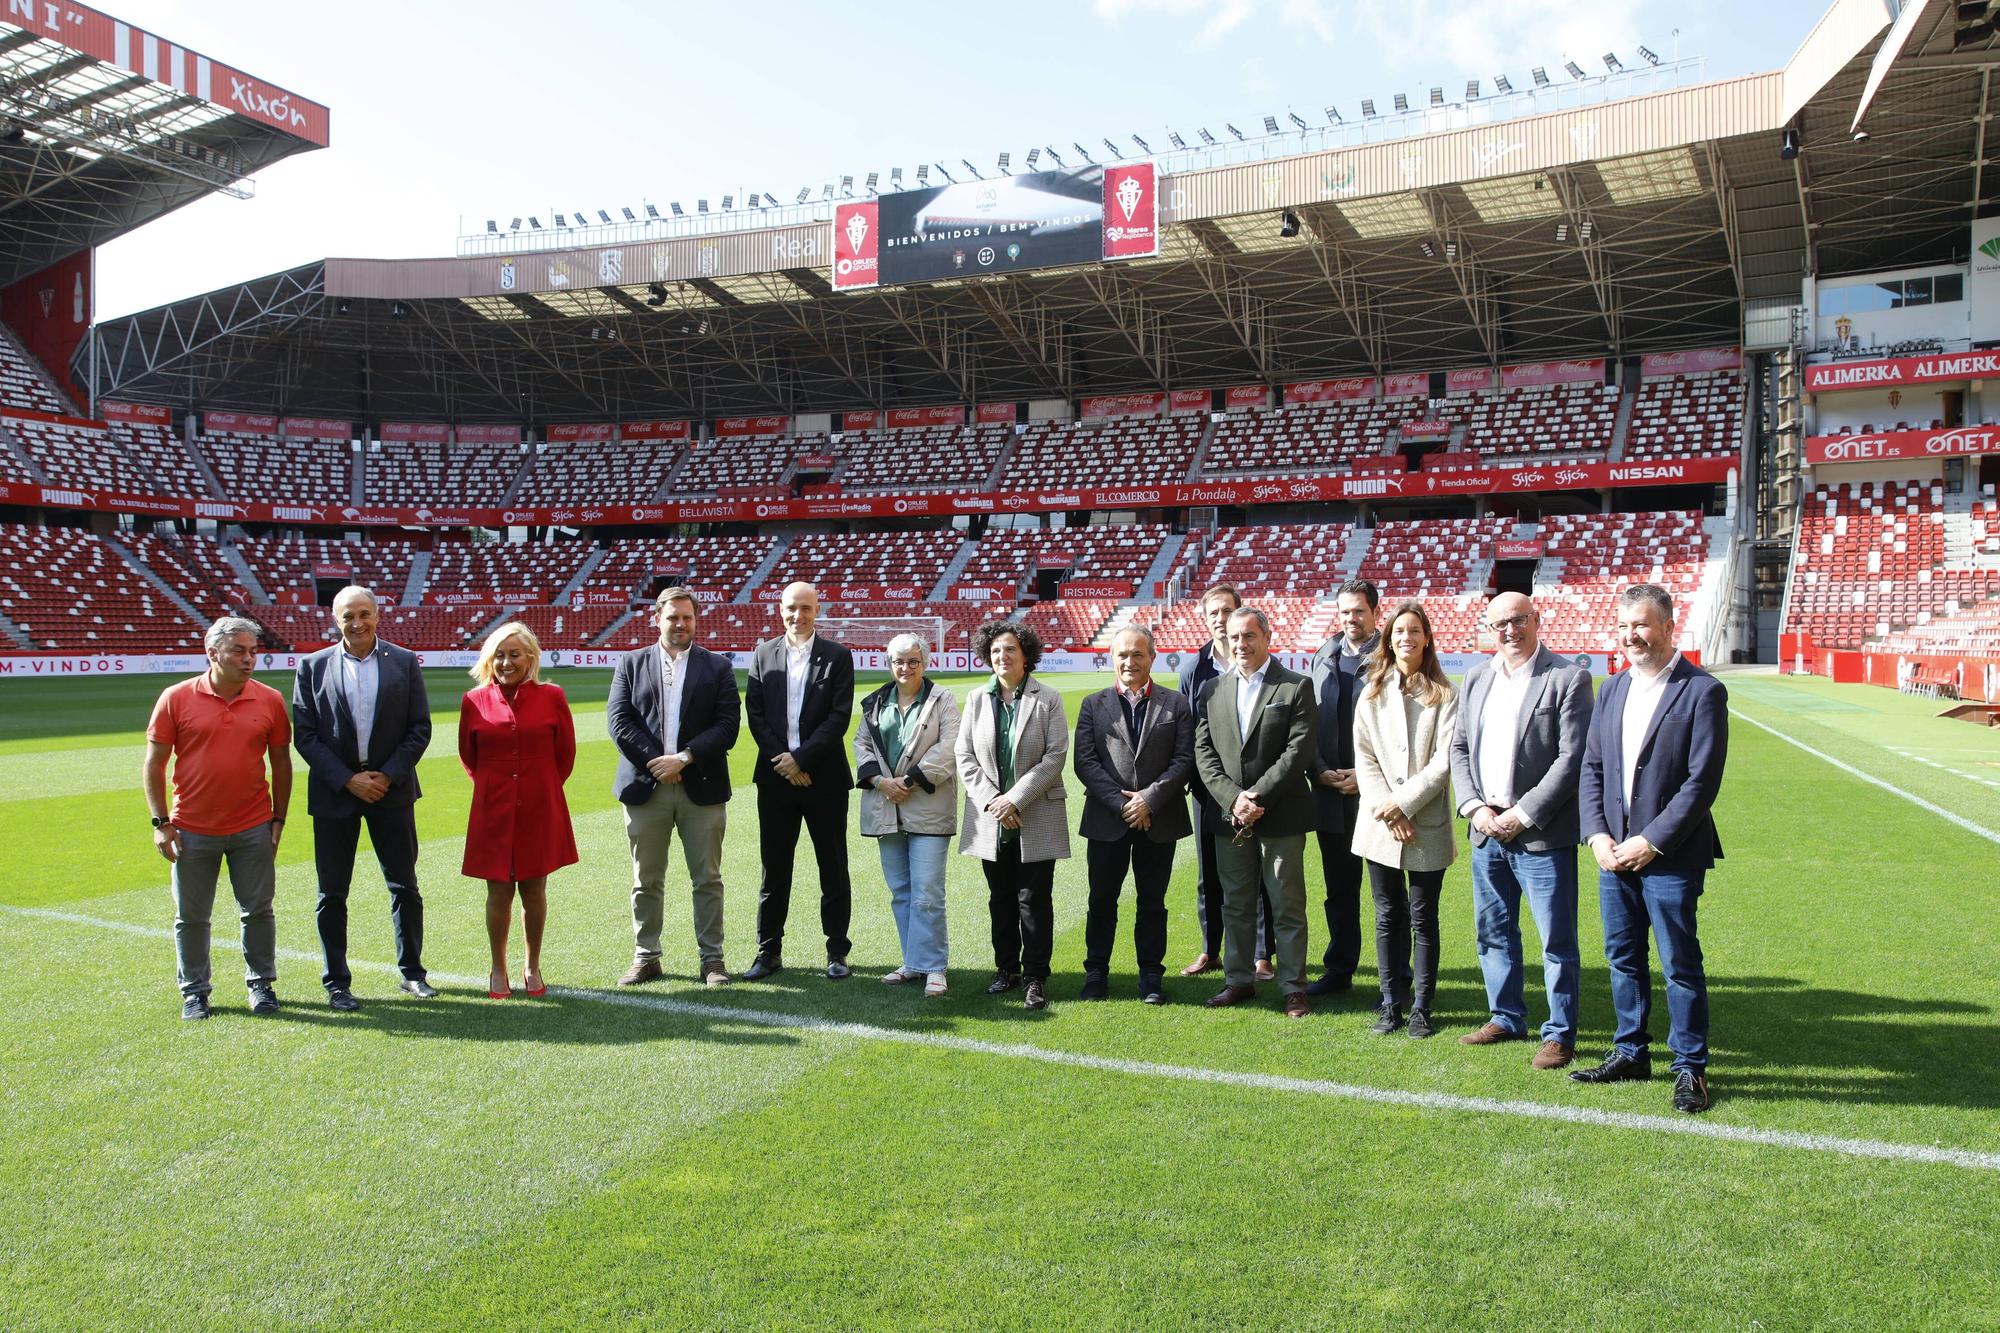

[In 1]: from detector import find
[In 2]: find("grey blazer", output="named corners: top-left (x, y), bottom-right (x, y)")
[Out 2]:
top-left (853, 680), bottom-right (959, 838)
top-left (956, 676), bottom-right (1071, 863)
top-left (1448, 646), bottom-right (1594, 851)
top-left (1351, 671), bottom-right (1460, 872)
top-left (1072, 684), bottom-right (1194, 844)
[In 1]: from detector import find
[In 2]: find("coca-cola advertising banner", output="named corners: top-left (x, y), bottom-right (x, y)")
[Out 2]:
top-left (1641, 346), bottom-right (1742, 377)
top-left (714, 415), bottom-right (789, 436)
top-left (1446, 368), bottom-right (1495, 394)
top-left (887, 406), bottom-right (965, 429)
top-left (455, 424), bottom-right (522, 446)
top-left (0, 459), bottom-right (1733, 529)
top-left (842, 411), bottom-right (884, 432)
top-left (752, 583), bottom-right (925, 603)
top-left (379, 422), bottom-right (449, 443)
top-left (1225, 386), bottom-right (1270, 410)
top-left (831, 200), bottom-right (880, 291)
top-left (1382, 372), bottom-right (1429, 398)
top-left (1400, 420), bottom-right (1451, 437)
top-left (1495, 540), bottom-right (1546, 559)
top-left (1101, 162), bottom-right (1160, 261)
top-left (1804, 350), bottom-right (2000, 394)
top-left (1805, 425), bottom-right (2000, 465)
top-left (102, 401), bottom-right (171, 425)
top-left (1169, 389), bottom-right (1211, 414)
top-left (1058, 580), bottom-right (1135, 599)
top-left (1080, 391), bottom-right (1166, 419)
top-left (546, 423), bottom-right (615, 443)
top-left (204, 411), bottom-right (277, 437)
top-left (977, 403), bottom-right (1018, 424)
top-left (283, 417), bottom-right (351, 442)
top-left (1284, 377), bottom-right (1376, 405)
top-left (1501, 358), bottom-right (1605, 389)
top-left (623, 419), bottom-right (691, 442)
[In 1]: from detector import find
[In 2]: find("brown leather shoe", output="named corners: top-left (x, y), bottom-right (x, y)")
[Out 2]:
top-left (1253, 958), bottom-right (1277, 983)
top-left (1460, 1021), bottom-right (1530, 1046)
top-left (1203, 984), bottom-right (1257, 1008)
top-left (1283, 992), bottom-right (1310, 1019)
top-left (1180, 952), bottom-right (1216, 977)
top-left (700, 960), bottom-right (731, 987)
top-left (1531, 1040), bottom-right (1575, 1070)
top-left (617, 958), bottom-right (662, 987)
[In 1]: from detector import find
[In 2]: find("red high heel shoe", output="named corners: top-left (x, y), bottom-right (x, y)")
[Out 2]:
top-left (521, 971), bottom-right (547, 998)
top-left (488, 971), bottom-right (512, 999)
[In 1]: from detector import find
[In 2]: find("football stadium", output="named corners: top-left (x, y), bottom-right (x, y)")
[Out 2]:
top-left (3, 0), bottom-right (1998, 1326)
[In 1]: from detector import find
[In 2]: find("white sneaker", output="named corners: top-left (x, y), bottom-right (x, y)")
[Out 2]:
top-left (923, 971), bottom-right (948, 997)
top-left (880, 967), bottom-right (914, 985)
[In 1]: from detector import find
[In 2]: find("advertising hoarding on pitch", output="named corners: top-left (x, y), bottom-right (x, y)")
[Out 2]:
top-left (877, 168), bottom-right (1106, 284)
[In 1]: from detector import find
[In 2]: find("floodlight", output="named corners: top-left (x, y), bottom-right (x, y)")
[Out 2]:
top-left (866, 170), bottom-right (880, 191)
top-left (555, 213), bottom-right (567, 227)
top-left (1198, 128), bottom-right (1216, 144)
top-left (1167, 130), bottom-right (1185, 148)
top-left (916, 164), bottom-right (930, 184)
top-left (722, 195), bottom-right (734, 210)
top-left (1564, 60), bottom-right (1585, 79)
top-left (997, 153), bottom-right (1010, 173)
top-left (485, 219), bottom-right (497, 233)
top-left (1287, 111), bottom-right (1306, 130)
top-left (621, 206), bottom-right (636, 221)
top-left (821, 185), bottom-right (833, 200)
top-left (797, 186), bottom-right (811, 204)
top-left (1393, 93), bottom-right (1409, 112)
top-left (891, 166), bottom-right (905, 184)
top-left (669, 202), bottom-right (683, 217)
top-left (1361, 99), bottom-right (1377, 117)
top-left (390, 302), bottom-right (409, 320)
top-left (598, 209), bottom-right (612, 223)
top-left (1555, 221), bottom-right (1569, 242)
top-left (646, 283), bottom-right (668, 307)
top-left (697, 199), bottom-right (709, 213)
top-left (1279, 210), bottom-right (1300, 238)
top-left (644, 204), bottom-right (660, 219)
top-left (1429, 87), bottom-right (1444, 106)
top-left (1531, 66), bottom-right (1549, 86)
top-left (1103, 138), bottom-right (1121, 159)
top-left (1638, 45), bottom-right (1659, 65)
top-left (1780, 127), bottom-right (1800, 160)
top-left (935, 162), bottom-right (955, 181)
top-left (963, 158), bottom-right (981, 176)
top-left (1494, 75), bottom-right (1512, 94)
top-left (841, 174), bottom-right (854, 194)
top-left (1046, 147), bottom-right (1065, 167)
top-left (1073, 141), bottom-right (1092, 161)
top-left (1262, 115), bottom-right (1280, 134)
top-left (1132, 134), bottom-right (1149, 152)
top-left (1226, 123), bottom-right (1244, 140)
top-left (1419, 240), bottom-right (1435, 258)
top-left (529, 217), bottom-right (542, 228)
top-left (1324, 106), bottom-right (1341, 124)
top-left (1466, 80), bottom-right (1479, 99)
top-left (1025, 148), bottom-right (1041, 167)
top-left (1603, 53), bottom-right (1623, 72)
top-left (1444, 240), bottom-right (1457, 259)
top-left (509, 217), bottom-right (522, 230)
top-left (1580, 219), bottom-right (1593, 240)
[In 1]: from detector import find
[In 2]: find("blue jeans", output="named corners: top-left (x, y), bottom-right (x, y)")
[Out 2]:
top-left (1471, 840), bottom-right (1579, 1043)
top-left (1599, 867), bottom-right (1709, 1072)
top-left (879, 833), bottom-right (949, 973)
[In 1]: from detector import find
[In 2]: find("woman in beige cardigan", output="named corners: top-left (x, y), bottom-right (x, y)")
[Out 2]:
top-left (1352, 600), bottom-right (1460, 1039)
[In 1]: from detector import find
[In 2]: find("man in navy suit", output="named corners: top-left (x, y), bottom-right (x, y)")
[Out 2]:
top-left (1305, 577), bottom-right (1380, 997)
top-left (1572, 583), bottom-right (1728, 1113)
top-left (292, 586), bottom-right (434, 1010)
top-left (743, 581), bottom-right (856, 980)
top-left (607, 586), bottom-right (742, 987)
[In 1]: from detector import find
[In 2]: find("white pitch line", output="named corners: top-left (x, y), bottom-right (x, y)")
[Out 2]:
top-left (1731, 709), bottom-right (2000, 848)
top-left (7, 904), bottom-right (1998, 1177)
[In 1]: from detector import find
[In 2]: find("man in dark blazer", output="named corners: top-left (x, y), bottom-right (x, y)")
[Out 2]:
top-left (1573, 583), bottom-right (1727, 1114)
top-left (292, 586), bottom-right (433, 1010)
top-left (1305, 577), bottom-right (1380, 997)
top-left (1175, 583), bottom-right (1275, 980)
top-left (1448, 592), bottom-right (1594, 1069)
top-left (1073, 625), bottom-right (1194, 1004)
top-left (744, 581), bottom-right (856, 980)
top-left (607, 586), bottom-right (742, 987)
top-left (1193, 605), bottom-right (1319, 1017)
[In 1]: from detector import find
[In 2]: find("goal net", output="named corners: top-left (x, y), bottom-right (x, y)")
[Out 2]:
top-left (816, 614), bottom-right (951, 666)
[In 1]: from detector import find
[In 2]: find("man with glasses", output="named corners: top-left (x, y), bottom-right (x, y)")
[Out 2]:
top-left (1448, 592), bottom-right (1593, 1069)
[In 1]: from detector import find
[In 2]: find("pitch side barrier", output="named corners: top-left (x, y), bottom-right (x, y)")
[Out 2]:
top-left (0, 649), bottom-right (1617, 679)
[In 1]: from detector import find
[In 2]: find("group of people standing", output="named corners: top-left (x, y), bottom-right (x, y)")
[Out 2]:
top-left (146, 572), bottom-right (1725, 1114)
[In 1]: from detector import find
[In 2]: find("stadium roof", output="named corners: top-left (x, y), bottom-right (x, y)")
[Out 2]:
top-left (0, 2), bottom-right (328, 289)
top-left (78, 0), bottom-right (1999, 425)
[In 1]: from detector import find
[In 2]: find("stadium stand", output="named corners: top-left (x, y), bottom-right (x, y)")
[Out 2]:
top-left (111, 531), bottom-right (243, 623)
top-left (4, 415), bottom-right (156, 495)
top-left (956, 523), bottom-right (1172, 588)
top-left (515, 437), bottom-right (683, 504)
top-left (366, 436), bottom-right (520, 506)
top-left (767, 529), bottom-right (963, 591)
top-left (199, 430), bottom-right (351, 504)
top-left (0, 523), bottom-right (202, 651)
top-left (424, 540), bottom-right (592, 603)
top-left (835, 424), bottom-right (1007, 493)
top-left (1452, 382), bottom-right (1620, 459)
top-left (1627, 370), bottom-right (1742, 461)
top-left (1787, 481), bottom-right (2000, 649)
top-left (233, 533), bottom-right (422, 603)
top-left (249, 601), bottom-right (502, 652)
top-left (1202, 401), bottom-right (1392, 477)
top-left (1533, 510), bottom-right (1711, 651)
top-left (107, 417), bottom-right (212, 497)
top-left (998, 418), bottom-right (1202, 491)
top-left (670, 431), bottom-right (807, 497)
top-left (0, 334), bottom-right (71, 416)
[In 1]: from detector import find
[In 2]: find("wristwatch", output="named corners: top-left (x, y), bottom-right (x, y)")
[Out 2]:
top-left (151, 815), bottom-right (173, 830)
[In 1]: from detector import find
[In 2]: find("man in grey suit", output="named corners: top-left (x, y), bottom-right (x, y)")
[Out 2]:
top-left (1448, 592), bottom-right (1593, 1069)
top-left (1193, 606), bottom-right (1319, 1017)
top-left (1073, 625), bottom-right (1194, 1004)
top-left (292, 586), bottom-right (434, 1010)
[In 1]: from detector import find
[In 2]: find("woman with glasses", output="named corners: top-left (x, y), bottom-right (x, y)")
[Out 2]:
top-left (1351, 600), bottom-right (1460, 1038)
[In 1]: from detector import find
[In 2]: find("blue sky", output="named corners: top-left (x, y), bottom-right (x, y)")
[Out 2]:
top-left (95, 0), bottom-right (1830, 317)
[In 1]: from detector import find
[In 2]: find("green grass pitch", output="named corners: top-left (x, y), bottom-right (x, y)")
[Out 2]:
top-left (2, 666), bottom-right (1997, 1329)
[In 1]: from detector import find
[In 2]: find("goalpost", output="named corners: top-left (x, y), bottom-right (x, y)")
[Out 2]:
top-left (816, 613), bottom-right (952, 665)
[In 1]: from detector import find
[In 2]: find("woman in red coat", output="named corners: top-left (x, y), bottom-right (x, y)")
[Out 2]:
top-left (460, 621), bottom-right (578, 998)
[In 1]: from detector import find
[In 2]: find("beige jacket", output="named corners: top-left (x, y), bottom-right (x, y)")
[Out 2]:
top-left (853, 680), bottom-right (959, 838)
top-left (1351, 669), bottom-right (1461, 872)
top-left (956, 676), bottom-right (1071, 863)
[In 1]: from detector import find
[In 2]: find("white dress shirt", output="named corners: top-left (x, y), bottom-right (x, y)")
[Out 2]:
top-left (658, 643), bottom-right (689, 755)
top-left (1474, 652), bottom-right (1535, 814)
top-left (338, 647), bottom-right (379, 759)
top-left (1234, 659), bottom-right (1271, 743)
top-left (1621, 653), bottom-right (1681, 805)
top-left (785, 636), bottom-right (814, 750)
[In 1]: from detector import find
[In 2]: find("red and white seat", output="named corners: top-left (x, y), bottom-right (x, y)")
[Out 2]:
top-left (1626, 371), bottom-right (1742, 461)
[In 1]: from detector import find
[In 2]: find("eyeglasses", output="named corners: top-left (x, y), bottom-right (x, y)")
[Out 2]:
top-left (1485, 613), bottom-right (1535, 633)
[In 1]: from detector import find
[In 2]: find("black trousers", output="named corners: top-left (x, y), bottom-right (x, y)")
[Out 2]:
top-left (313, 805), bottom-right (424, 991)
top-left (1083, 834), bottom-right (1174, 979)
top-left (1194, 799), bottom-right (1275, 958)
top-left (755, 781), bottom-right (853, 960)
top-left (982, 840), bottom-right (1055, 980)
top-left (1368, 860), bottom-right (1445, 1011)
top-left (1315, 811), bottom-right (1365, 983)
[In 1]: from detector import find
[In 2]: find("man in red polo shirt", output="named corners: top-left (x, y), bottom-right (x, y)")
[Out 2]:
top-left (144, 617), bottom-right (293, 1020)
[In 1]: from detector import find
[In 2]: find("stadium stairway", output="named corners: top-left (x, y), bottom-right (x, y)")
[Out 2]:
top-left (219, 538), bottom-right (269, 603)
top-left (734, 534), bottom-right (792, 602)
top-left (591, 605), bottom-right (642, 646)
top-left (983, 433), bottom-right (1021, 490)
top-left (928, 537), bottom-right (980, 598)
top-left (400, 548), bottom-right (431, 605)
top-left (0, 420), bottom-right (49, 484)
top-left (1607, 379), bottom-right (1638, 462)
top-left (1139, 533), bottom-right (1185, 596)
top-left (347, 446), bottom-right (364, 507)
top-left (106, 537), bottom-right (209, 634)
top-left (1182, 414), bottom-right (1221, 480)
top-left (1338, 527), bottom-right (1372, 582)
top-left (0, 321), bottom-right (76, 415)
top-left (0, 605), bottom-right (31, 648)
top-left (556, 547), bottom-right (608, 602)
